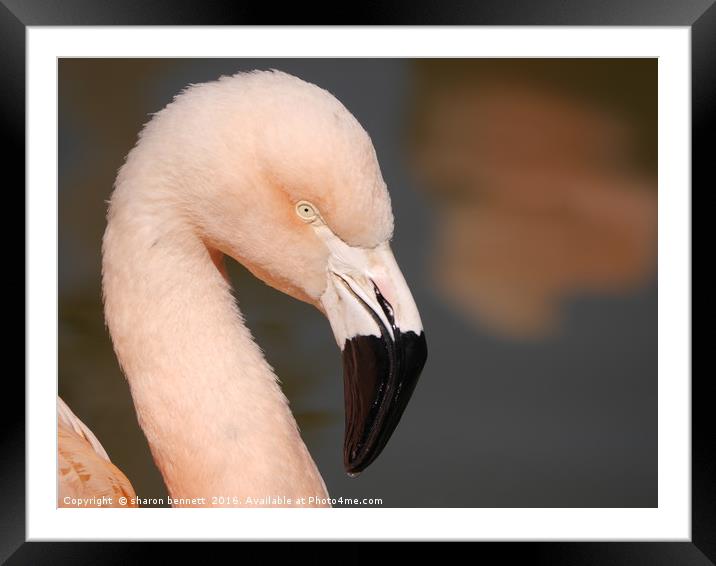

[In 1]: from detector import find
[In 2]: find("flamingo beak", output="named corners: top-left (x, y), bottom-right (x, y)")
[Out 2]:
top-left (319, 243), bottom-right (427, 475)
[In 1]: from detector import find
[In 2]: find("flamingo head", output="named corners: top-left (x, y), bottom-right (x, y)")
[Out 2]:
top-left (142, 70), bottom-right (427, 474)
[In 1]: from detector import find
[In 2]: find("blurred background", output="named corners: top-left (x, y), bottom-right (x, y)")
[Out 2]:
top-left (59, 58), bottom-right (657, 507)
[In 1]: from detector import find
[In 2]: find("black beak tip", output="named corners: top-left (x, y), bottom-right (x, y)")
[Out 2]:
top-left (342, 330), bottom-right (427, 475)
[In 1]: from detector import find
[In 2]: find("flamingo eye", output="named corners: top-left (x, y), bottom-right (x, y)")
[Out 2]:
top-left (296, 201), bottom-right (319, 222)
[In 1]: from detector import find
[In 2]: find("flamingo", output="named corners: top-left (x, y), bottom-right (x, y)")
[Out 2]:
top-left (58, 397), bottom-right (138, 507)
top-left (58, 70), bottom-right (427, 507)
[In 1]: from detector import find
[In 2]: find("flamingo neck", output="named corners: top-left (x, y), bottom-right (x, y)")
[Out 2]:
top-left (102, 190), bottom-right (328, 507)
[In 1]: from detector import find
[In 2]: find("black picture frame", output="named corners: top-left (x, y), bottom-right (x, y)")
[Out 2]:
top-left (7, 1), bottom-right (708, 562)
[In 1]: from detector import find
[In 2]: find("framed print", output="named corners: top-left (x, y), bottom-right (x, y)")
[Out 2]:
top-left (7, 0), bottom-right (709, 562)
